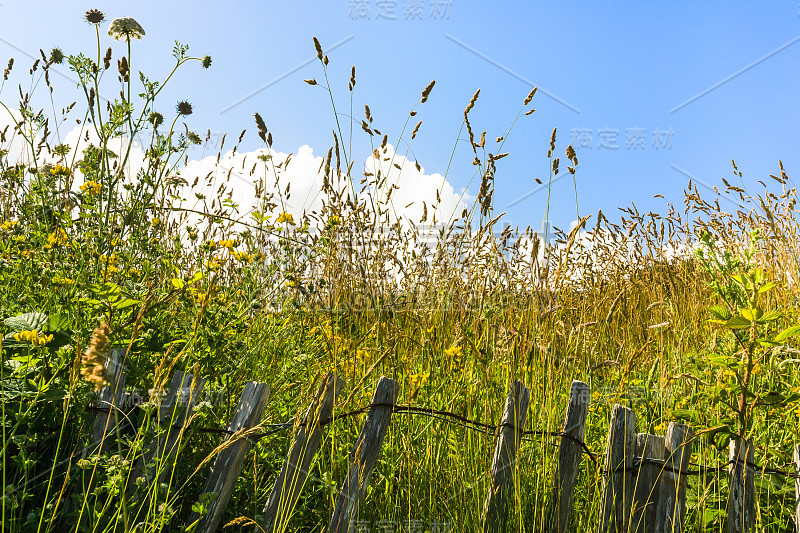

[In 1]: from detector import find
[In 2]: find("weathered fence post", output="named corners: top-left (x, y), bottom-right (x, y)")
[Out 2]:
top-left (190, 381), bottom-right (270, 533)
top-left (127, 369), bottom-right (205, 501)
top-left (654, 423), bottom-right (692, 533)
top-left (794, 444), bottom-right (799, 533)
top-left (631, 434), bottom-right (665, 533)
top-left (727, 437), bottom-right (754, 533)
top-left (328, 376), bottom-right (399, 533)
top-left (597, 404), bottom-right (637, 533)
top-left (91, 347), bottom-right (127, 451)
top-left (482, 380), bottom-right (531, 533)
top-left (263, 373), bottom-right (344, 533)
top-left (545, 380), bottom-right (590, 533)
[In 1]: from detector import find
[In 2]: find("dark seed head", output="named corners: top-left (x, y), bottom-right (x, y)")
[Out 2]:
top-left (176, 101), bottom-right (193, 116)
top-left (148, 111), bottom-right (164, 127)
top-left (85, 9), bottom-right (105, 24)
top-left (50, 48), bottom-right (64, 65)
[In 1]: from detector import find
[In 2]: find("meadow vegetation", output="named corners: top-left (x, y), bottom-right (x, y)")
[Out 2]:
top-left (1, 10), bottom-right (799, 532)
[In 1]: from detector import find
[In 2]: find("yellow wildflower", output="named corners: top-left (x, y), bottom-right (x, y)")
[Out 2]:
top-left (276, 212), bottom-right (295, 225)
top-left (47, 228), bottom-right (69, 248)
top-left (13, 329), bottom-right (54, 346)
top-left (285, 279), bottom-right (299, 288)
top-left (1, 219), bottom-right (18, 231)
top-left (444, 345), bottom-right (462, 358)
top-left (327, 215), bottom-right (340, 226)
top-left (410, 371), bottom-right (430, 389)
top-left (79, 180), bottom-right (102, 195)
top-left (50, 164), bottom-right (71, 177)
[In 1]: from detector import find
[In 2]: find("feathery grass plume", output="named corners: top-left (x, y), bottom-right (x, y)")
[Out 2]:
top-left (420, 80), bottom-right (436, 103)
top-left (313, 37), bottom-right (323, 61)
top-left (411, 120), bottom-right (422, 140)
top-left (107, 17), bottom-right (145, 40)
top-left (81, 322), bottom-right (112, 392)
top-left (349, 65), bottom-right (356, 90)
top-left (3, 58), bottom-right (13, 80)
top-left (117, 56), bottom-right (129, 82)
top-left (523, 86), bottom-right (537, 105)
top-left (365, 104), bottom-right (373, 122)
top-left (464, 89), bottom-right (481, 153)
top-left (254, 112), bottom-right (268, 143)
top-left (103, 47), bottom-right (112, 70)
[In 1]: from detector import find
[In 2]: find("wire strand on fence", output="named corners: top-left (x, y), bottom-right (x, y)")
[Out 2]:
top-left (87, 400), bottom-right (799, 480)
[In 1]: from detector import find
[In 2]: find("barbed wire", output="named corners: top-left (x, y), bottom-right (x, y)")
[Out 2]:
top-left (158, 401), bottom-right (797, 480)
top-left (86, 401), bottom-right (799, 480)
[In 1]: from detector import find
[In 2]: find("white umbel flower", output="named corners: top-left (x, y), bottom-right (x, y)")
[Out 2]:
top-left (107, 17), bottom-right (145, 41)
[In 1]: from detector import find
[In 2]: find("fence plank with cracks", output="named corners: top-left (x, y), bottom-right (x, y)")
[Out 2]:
top-left (91, 347), bottom-right (127, 452)
top-left (545, 380), bottom-right (590, 533)
top-left (631, 434), bottom-right (665, 533)
top-left (263, 373), bottom-right (344, 533)
top-left (597, 404), bottom-right (637, 533)
top-left (653, 423), bottom-right (692, 533)
top-left (328, 376), bottom-right (399, 533)
top-left (482, 380), bottom-right (530, 533)
top-left (191, 380), bottom-right (270, 533)
top-left (727, 438), bottom-right (755, 533)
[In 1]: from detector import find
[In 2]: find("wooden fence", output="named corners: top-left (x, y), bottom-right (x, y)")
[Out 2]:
top-left (89, 349), bottom-right (800, 533)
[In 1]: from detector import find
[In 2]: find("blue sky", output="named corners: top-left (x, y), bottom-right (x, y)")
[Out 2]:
top-left (2, 1), bottom-right (798, 233)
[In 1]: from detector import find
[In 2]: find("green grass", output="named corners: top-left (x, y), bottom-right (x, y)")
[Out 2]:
top-left (1, 11), bottom-right (799, 532)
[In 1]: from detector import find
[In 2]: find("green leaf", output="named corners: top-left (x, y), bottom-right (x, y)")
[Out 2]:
top-left (739, 308), bottom-right (761, 322)
top-left (94, 282), bottom-right (121, 300)
top-left (3, 312), bottom-right (48, 332)
top-left (44, 313), bottom-right (70, 332)
top-left (708, 305), bottom-right (732, 321)
top-left (725, 316), bottom-right (751, 329)
top-left (112, 298), bottom-right (141, 310)
top-left (757, 281), bottom-right (777, 294)
top-left (775, 325), bottom-right (800, 343)
top-left (758, 310), bottom-right (782, 323)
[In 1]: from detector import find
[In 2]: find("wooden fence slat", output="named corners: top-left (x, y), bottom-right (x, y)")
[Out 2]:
top-left (191, 381), bottom-right (270, 533)
top-left (127, 370), bottom-right (205, 501)
top-left (632, 433), bottom-right (665, 533)
top-left (263, 373), bottom-right (344, 533)
top-left (794, 444), bottom-right (799, 533)
top-left (654, 423), bottom-right (692, 533)
top-left (482, 380), bottom-right (531, 533)
top-left (328, 376), bottom-right (399, 533)
top-left (91, 347), bottom-right (127, 451)
top-left (597, 404), bottom-right (637, 533)
top-left (545, 380), bottom-right (590, 533)
top-left (727, 437), bottom-right (754, 533)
